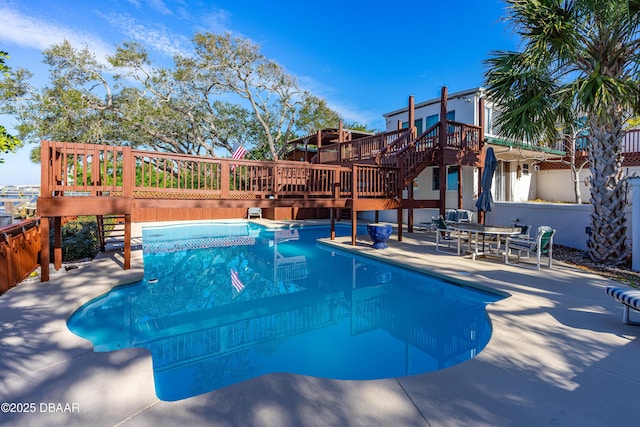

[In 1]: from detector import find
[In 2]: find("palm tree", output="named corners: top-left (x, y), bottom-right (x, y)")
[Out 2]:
top-left (484, 0), bottom-right (640, 265)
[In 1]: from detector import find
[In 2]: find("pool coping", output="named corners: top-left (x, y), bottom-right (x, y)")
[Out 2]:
top-left (1, 219), bottom-right (639, 426)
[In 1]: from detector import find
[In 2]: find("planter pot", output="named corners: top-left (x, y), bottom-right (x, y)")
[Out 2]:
top-left (367, 223), bottom-right (392, 249)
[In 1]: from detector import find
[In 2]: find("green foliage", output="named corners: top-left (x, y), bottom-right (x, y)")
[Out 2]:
top-left (484, 0), bottom-right (640, 264)
top-left (296, 94), bottom-right (342, 135)
top-left (0, 51), bottom-right (9, 76)
top-left (0, 126), bottom-right (20, 163)
top-left (8, 34), bottom-right (347, 161)
top-left (0, 51), bottom-right (22, 162)
top-left (51, 217), bottom-right (101, 262)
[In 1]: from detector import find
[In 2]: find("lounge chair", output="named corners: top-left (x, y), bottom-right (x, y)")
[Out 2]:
top-left (605, 286), bottom-right (640, 325)
top-left (504, 226), bottom-right (556, 269)
top-left (248, 207), bottom-right (262, 219)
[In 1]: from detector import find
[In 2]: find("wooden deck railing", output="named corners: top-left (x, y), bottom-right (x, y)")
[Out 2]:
top-left (374, 121), bottom-right (482, 182)
top-left (544, 129), bottom-right (640, 169)
top-left (0, 218), bottom-right (41, 293)
top-left (316, 128), bottom-right (411, 164)
top-left (40, 141), bottom-right (401, 201)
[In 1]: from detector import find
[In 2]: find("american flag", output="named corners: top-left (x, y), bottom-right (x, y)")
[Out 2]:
top-left (231, 143), bottom-right (247, 171)
top-left (230, 269), bottom-right (245, 293)
top-left (232, 143), bottom-right (247, 160)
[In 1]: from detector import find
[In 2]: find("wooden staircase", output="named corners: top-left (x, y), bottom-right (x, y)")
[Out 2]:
top-left (97, 215), bottom-right (126, 251)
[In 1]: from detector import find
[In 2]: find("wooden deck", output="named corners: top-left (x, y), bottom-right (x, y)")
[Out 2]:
top-left (36, 88), bottom-right (486, 282)
top-left (540, 129), bottom-right (640, 170)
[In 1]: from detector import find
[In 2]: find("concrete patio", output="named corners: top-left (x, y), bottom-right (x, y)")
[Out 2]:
top-left (1, 220), bottom-right (639, 426)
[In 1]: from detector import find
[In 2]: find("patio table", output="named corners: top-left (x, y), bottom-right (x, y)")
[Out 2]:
top-left (449, 223), bottom-right (522, 260)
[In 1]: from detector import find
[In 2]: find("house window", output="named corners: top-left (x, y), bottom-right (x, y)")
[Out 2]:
top-left (484, 106), bottom-right (493, 134)
top-left (432, 166), bottom-right (459, 191)
top-left (432, 167), bottom-right (440, 190)
top-left (425, 111), bottom-right (455, 130)
top-left (447, 166), bottom-right (459, 190)
top-left (522, 164), bottom-right (529, 175)
top-left (425, 114), bottom-right (438, 129)
top-left (402, 119), bottom-right (423, 134)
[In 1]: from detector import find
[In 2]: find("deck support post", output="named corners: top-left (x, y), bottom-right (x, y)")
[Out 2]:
top-left (330, 208), bottom-right (335, 240)
top-left (351, 165), bottom-right (358, 246)
top-left (40, 218), bottom-right (50, 282)
top-left (53, 217), bottom-right (62, 271)
top-left (438, 86), bottom-right (448, 217)
top-left (397, 207), bottom-right (403, 242)
top-left (124, 213), bottom-right (131, 270)
top-left (458, 166), bottom-right (463, 209)
top-left (407, 182), bottom-right (414, 233)
top-left (351, 210), bottom-right (357, 246)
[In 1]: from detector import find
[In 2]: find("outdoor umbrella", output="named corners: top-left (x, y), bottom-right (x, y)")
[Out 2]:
top-left (475, 147), bottom-right (497, 219)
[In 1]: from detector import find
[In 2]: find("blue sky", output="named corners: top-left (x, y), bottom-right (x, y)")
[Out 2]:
top-left (0, 0), bottom-right (517, 185)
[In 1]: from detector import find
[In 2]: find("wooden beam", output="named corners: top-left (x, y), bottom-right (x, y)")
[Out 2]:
top-left (53, 217), bottom-right (62, 271)
top-left (40, 218), bottom-right (50, 282)
top-left (439, 86), bottom-right (448, 217)
top-left (38, 197), bottom-right (131, 216)
top-left (124, 214), bottom-right (131, 270)
top-left (458, 166), bottom-right (463, 209)
top-left (408, 95), bottom-right (415, 136)
top-left (397, 206), bottom-right (403, 242)
top-left (351, 209), bottom-right (357, 246)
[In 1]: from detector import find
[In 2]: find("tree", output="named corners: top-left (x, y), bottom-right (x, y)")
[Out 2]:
top-left (185, 32), bottom-right (303, 160)
top-left (0, 51), bottom-right (22, 163)
top-left (295, 94), bottom-right (342, 135)
top-left (9, 35), bottom-right (343, 162)
top-left (484, 0), bottom-right (640, 265)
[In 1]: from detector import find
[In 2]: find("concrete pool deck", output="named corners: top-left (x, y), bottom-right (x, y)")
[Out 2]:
top-left (1, 220), bottom-right (639, 426)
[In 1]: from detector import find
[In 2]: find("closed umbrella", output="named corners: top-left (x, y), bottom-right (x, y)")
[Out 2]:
top-left (475, 147), bottom-right (497, 219)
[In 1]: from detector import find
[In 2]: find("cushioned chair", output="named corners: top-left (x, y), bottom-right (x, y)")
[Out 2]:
top-left (455, 209), bottom-right (473, 223)
top-left (434, 216), bottom-right (456, 252)
top-left (434, 216), bottom-right (469, 253)
top-left (516, 224), bottom-right (531, 238)
top-left (442, 209), bottom-right (456, 223)
top-left (504, 226), bottom-right (556, 269)
top-left (247, 207), bottom-right (262, 219)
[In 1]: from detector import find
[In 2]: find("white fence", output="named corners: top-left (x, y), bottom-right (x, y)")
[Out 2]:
top-left (358, 201), bottom-right (633, 251)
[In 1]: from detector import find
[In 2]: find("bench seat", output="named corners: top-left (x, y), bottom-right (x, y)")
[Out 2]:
top-left (605, 286), bottom-right (640, 325)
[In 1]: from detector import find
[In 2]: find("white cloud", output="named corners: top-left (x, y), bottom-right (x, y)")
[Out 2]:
top-left (103, 13), bottom-right (192, 58)
top-left (125, 0), bottom-right (142, 8)
top-left (198, 9), bottom-right (232, 34)
top-left (146, 0), bottom-right (172, 16)
top-left (0, 6), bottom-right (113, 63)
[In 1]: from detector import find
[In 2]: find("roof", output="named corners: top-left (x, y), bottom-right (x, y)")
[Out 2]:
top-left (286, 128), bottom-right (375, 147)
top-left (485, 135), bottom-right (566, 160)
top-left (383, 87), bottom-right (485, 118)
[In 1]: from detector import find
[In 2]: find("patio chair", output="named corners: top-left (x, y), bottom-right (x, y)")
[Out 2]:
top-left (504, 226), bottom-right (556, 269)
top-left (445, 209), bottom-right (458, 223)
top-left (516, 224), bottom-right (531, 238)
top-left (247, 207), bottom-right (262, 219)
top-left (434, 216), bottom-right (465, 253)
top-left (455, 209), bottom-right (473, 223)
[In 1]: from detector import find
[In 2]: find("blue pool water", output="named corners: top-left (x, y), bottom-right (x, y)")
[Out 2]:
top-left (67, 221), bottom-right (504, 401)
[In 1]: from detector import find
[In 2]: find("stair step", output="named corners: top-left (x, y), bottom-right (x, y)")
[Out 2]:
top-left (96, 214), bottom-right (127, 252)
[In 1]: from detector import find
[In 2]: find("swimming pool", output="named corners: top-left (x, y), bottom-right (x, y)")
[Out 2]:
top-left (68, 221), bottom-right (504, 401)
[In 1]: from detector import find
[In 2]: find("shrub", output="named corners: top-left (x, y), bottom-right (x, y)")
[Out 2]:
top-left (50, 216), bottom-right (101, 262)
